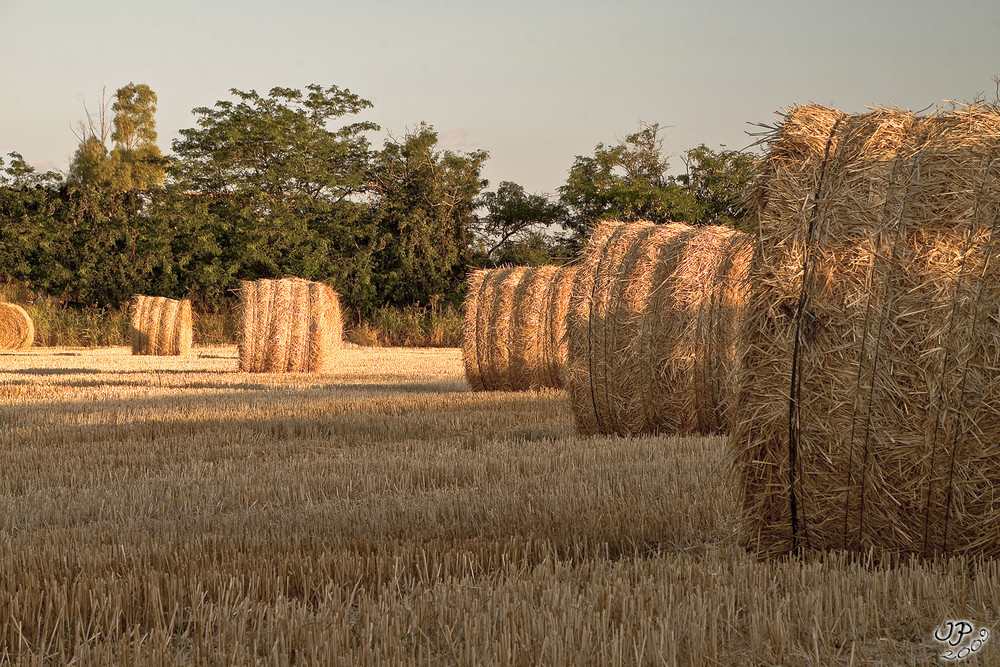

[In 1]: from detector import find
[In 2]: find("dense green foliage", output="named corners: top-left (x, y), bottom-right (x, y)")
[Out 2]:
top-left (0, 84), bottom-right (757, 332)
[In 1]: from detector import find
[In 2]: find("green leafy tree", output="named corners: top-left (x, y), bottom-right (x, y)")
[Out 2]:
top-left (558, 122), bottom-right (758, 244)
top-left (678, 144), bottom-right (757, 231)
top-left (367, 124), bottom-right (488, 310)
top-left (170, 85), bottom-right (379, 306)
top-left (474, 181), bottom-right (565, 264)
top-left (558, 122), bottom-right (700, 241)
top-left (110, 82), bottom-right (166, 190)
top-left (67, 84), bottom-right (165, 191)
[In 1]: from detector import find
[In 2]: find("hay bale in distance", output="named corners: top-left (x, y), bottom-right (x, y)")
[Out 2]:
top-left (462, 265), bottom-right (575, 391)
top-left (732, 103), bottom-right (1000, 558)
top-left (238, 278), bottom-right (341, 373)
top-left (0, 303), bottom-right (34, 350)
top-left (130, 295), bottom-right (192, 356)
top-left (565, 220), bottom-right (751, 437)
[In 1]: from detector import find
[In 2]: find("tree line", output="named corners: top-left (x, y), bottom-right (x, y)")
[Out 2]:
top-left (0, 83), bottom-right (757, 315)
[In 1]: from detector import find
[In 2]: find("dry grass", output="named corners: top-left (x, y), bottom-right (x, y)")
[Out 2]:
top-left (0, 346), bottom-right (996, 664)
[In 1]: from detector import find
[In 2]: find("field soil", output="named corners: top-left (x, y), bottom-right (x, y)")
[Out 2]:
top-left (0, 346), bottom-right (996, 665)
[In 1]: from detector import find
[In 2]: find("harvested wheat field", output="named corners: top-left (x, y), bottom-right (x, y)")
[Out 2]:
top-left (0, 345), bottom-right (997, 665)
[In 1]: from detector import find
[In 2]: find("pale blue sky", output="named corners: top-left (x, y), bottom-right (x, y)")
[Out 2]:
top-left (2, 0), bottom-right (998, 194)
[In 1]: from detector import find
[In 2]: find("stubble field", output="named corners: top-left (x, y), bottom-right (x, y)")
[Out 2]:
top-left (0, 346), bottom-right (996, 665)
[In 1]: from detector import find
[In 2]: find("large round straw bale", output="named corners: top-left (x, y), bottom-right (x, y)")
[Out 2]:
top-left (238, 278), bottom-right (341, 373)
top-left (565, 220), bottom-right (751, 437)
top-left (0, 303), bottom-right (34, 350)
top-left (129, 295), bottom-right (192, 355)
top-left (732, 103), bottom-right (1000, 558)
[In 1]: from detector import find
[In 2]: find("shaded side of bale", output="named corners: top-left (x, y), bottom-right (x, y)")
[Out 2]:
top-left (131, 295), bottom-right (193, 355)
top-left (461, 270), bottom-right (489, 391)
top-left (236, 282), bottom-right (258, 372)
top-left (0, 303), bottom-right (34, 350)
top-left (509, 265), bottom-right (559, 391)
top-left (541, 265), bottom-right (577, 388)
top-left (732, 103), bottom-right (1000, 558)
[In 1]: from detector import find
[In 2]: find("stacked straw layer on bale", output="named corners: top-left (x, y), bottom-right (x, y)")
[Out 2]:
top-left (130, 295), bottom-right (193, 356)
top-left (0, 303), bottom-right (34, 350)
top-left (462, 264), bottom-right (575, 391)
top-left (566, 220), bottom-right (751, 437)
top-left (732, 103), bottom-right (1000, 558)
top-left (238, 278), bottom-right (341, 373)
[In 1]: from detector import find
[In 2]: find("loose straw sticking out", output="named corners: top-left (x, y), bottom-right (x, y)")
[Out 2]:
top-left (732, 102), bottom-right (1000, 558)
top-left (0, 303), bottom-right (34, 350)
top-left (129, 295), bottom-right (192, 356)
top-left (238, 278), bottom-right (341, 373)
top-left (565, 220), bottom-right (751, 436)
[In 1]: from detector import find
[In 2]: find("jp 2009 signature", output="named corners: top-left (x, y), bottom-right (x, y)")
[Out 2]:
top-left (934, 620), bottom-right (989, 661)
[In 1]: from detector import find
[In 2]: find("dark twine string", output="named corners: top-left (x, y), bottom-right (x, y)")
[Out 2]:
top-left (787, 117), bottom-right (842, 551)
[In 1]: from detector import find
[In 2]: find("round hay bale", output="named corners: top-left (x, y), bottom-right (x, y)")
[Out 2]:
top-left (130, 295), bottom-right (193, 355)
top-left (462, 265), bottom-right (572, 391)
top-left (306, 280), bottom-right (341, 373)
top-left (238, 278), bottom-right (341, 373)
top-left (565, 220), bottom-right (751, 436)
top-left (0, 303), bottom-right (34, 350)
top-left (732, 103), bottom-right (1000, 558)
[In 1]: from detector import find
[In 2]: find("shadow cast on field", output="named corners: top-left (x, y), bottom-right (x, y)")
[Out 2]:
top-left (13, 391), bottom-right (574, 449)
top-left (0, 367), bottom-right (102, 376)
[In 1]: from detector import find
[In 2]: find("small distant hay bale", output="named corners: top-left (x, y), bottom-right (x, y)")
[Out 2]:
top-left (130, 295), bottom-right (192, 355)
top-left (565, 220), bottom-right (751, 436)
top-left (238, 278), bottom-right (341, 373)
top-left (462, 265), bottom-right (575, 391)
top-left (0, 303), bottom-right (34, 350)
top-left (732, 103), bottom-right (1000, 558)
